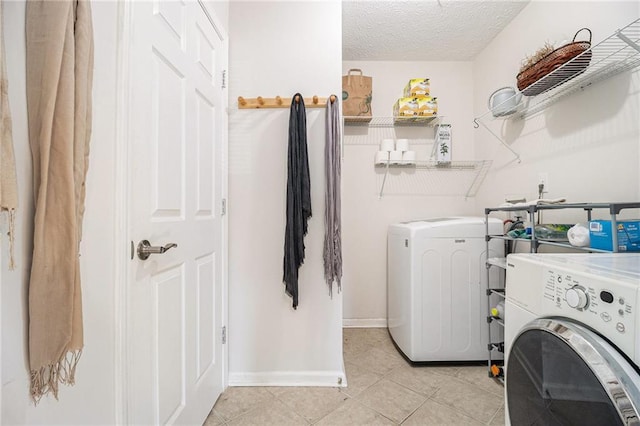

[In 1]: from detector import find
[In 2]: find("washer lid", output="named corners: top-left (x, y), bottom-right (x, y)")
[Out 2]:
top-left (507, 318), bottom-right (640, 426)
top-left (391, 216), bottom-right (503, 237)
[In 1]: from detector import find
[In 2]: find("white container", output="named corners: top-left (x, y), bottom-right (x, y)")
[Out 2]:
top-left (491, 300), bottom-right (505, 319)
top-left (389, 150), bottom-right (402, 165)
top-left (488, 86), bottom-right (522, 117)
top-left (402, 150), bottom-right (416, 165)
top-left (388, 217), bottom-right (504, 362)
top-left (374, 151), bottom-right (389, 165)
top-left (380, 139), bottom-right (395, 152)
top-left (395, 139), bottom-right (409, 152)
top-left (435, 124), bottom-right (452, 163)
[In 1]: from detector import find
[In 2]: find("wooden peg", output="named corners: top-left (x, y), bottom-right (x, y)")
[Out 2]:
top-left (238, 96), bottom-right (246, 106)
top-left (257, 96), bottom-right (264, 105)
top-left (276, 96), bottom-right (282, 105)
top-left (313, 95), bottom-right (319, 105)
top-left (295, 95), bottom-right (300, 103)
top-left (330, 95), bottom-right (336, 104)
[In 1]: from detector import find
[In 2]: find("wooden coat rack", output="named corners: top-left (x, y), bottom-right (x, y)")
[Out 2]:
top-left (237, 94), bottom-right (337, 109)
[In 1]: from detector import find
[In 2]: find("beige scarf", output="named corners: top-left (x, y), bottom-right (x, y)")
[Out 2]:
top-left (0, 2), bottom-right (18, 270)
top-left (26, 0), bottom-right (93, 402)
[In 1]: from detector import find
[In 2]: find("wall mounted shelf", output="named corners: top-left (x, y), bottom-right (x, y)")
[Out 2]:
top-left (474, 17), bottom-right (640, 161)
top-left (342, 116), bottom-right (491, 198)
top-left (344, 115), bottom-right (440, 127)
top-left (374, 160), bottom-right (492, 199)
top-left (343, 116), bottom-right (442, 146)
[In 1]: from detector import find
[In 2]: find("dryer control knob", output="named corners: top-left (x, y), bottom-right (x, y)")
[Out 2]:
top-left (566, 287), bottom-right (588, 309)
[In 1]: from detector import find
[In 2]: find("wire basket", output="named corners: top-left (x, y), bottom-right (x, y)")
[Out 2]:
top-left (517, 28), bottom-right (592, 96)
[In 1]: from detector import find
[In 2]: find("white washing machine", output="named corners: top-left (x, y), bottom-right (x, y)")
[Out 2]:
top-left (387, 216), bottom-right (504, 362)
top-left (504, 253), bottom-right (640, 425)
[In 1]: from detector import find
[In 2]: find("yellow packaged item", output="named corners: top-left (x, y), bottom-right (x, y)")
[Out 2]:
top-left (394, 97), bottom-right (438, 123)
top-left (417, 97), bottom-right (438, 116)
top-left (403, 78), bottom-right (430, 97)
top-left (394, 97), bottom-right (421, 117)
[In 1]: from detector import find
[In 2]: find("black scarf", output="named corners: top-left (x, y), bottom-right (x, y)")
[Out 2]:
top-left (283, 94), bottom-right (312, 309)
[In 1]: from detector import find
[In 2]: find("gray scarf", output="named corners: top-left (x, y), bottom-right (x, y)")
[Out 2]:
top-left (323, 96), bottom-right (342, 294)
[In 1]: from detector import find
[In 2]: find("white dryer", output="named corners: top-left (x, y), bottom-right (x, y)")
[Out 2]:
top-left (387, 217), bottom-right (504, 362)
top-left (505, 253), bottom-right (640, 425)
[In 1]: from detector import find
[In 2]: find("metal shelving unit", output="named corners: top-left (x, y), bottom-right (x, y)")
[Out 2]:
top-left (474, 17), bottom-right (640, 161)
top-left (486, 202), bottom-right (640, 253)
top-left (483, 202), bottom-right (640, 380)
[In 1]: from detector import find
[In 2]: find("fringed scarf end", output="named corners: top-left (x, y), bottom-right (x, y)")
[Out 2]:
top-left (29, 349), bottom-right (82, 404)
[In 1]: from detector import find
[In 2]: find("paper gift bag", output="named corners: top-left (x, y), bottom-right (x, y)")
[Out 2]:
top-left (342, 69), bottom-right (372, 119)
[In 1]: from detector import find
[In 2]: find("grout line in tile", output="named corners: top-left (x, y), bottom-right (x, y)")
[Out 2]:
top-left (429, 389), bottom-right (502, 426)
top-left (353, 397), bottom-right (402, 425)
top-left (272, 388), bottom-right (347, 425)
top-left (485, 401), bottom-right (505, 425)
top-left (398, 392), bottom-right (431, 425)
top-left (352, 397), bottom-right (400, 425)
top-left (453, 372), bottom-right (505, 397)
top-left (232, 398), bottom-right (312, 426)
top-left (309, 396), bottom-right (350, 425)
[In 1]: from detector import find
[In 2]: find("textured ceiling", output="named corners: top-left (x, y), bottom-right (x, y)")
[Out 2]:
top-left (343, 0), bottom-right (530, 61)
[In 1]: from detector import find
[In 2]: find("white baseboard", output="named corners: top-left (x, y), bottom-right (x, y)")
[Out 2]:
top-left (228, 370), bottom-right (347, 387)
top-left (342, 318), bottom-right (387, 328)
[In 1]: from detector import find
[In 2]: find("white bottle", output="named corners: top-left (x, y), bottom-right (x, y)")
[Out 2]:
top-left (491, 301), bottom-right (505, 319)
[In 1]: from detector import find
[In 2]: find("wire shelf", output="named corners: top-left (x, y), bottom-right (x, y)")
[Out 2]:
top-left (374, 160), bottom-right (492, 199)
top-left (487, 257), bottom-right (507, 269)
top-left (474, 18), bottom-right (640, 159)
top-left (520, 18), bottom-right (640, 118)
top-left (344, 116), bottom-right (441, 127)
top-left (475, 18), bottom-right (640, 123)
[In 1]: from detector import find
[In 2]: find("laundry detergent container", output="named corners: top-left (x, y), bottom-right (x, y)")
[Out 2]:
top-left (388, 217), bottom-right (504, 362)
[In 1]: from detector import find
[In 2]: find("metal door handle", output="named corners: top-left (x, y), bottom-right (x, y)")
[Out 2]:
top-left (137, 240), bottom-right (178, 260)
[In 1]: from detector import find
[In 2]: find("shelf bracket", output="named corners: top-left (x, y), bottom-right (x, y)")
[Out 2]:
top-left (475, 119), bottom-right (521, 163)
top-left (379, 162), bottom-right (390, 199)
top-left (616, 31), bottom-right (640, 54)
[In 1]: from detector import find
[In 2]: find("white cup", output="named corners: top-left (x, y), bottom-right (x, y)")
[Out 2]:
top-left (389, 150), bottom-right (403, 165)
top-left (375, 151), bottom-right (389, 165)
top-left (402, 150), bottom-right (416, 165)
top-left (380, 139), bottom-right (395, 152)
top-left (395, 139), bottom-right (409, 152)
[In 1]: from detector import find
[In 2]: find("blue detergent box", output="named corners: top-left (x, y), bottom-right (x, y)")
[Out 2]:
top-left (589, 220), bottom-right (640, 252)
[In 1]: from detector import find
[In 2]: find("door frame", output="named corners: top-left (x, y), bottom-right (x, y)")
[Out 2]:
top-left (112, 1), bottom-right (229, 422)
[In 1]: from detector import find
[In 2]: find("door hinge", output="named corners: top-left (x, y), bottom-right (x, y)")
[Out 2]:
top-left (221, 69), bottom-right (227, 89)
top-left (221, 198), bottom-right (227, 216)
top-left (221, 326), bottom-right (226, 344)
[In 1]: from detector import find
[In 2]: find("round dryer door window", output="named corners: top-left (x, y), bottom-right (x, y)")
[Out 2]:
top-left (507, 318), bottom-right (640, 426)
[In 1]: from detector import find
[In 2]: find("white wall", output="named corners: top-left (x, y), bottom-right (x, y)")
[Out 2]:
top-left (2, 1), bottom-right (118, 423)
top-left (473, 1), bottom-right (640, 223)
top-left (340, 61), bottom-right (478, 325)
top-left (227, 1), bottom-right (345, 385)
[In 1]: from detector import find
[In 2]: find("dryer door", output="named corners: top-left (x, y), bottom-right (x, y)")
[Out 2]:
top-left (507, 318), bottom-right (640, 426)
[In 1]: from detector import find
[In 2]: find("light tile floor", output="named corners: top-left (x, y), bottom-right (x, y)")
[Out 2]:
top-left (205, 328), bottom-right (505, 425)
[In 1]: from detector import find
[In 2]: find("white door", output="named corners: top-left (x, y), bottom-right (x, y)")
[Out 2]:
top-left (126, 1), bottom-right (227, 424)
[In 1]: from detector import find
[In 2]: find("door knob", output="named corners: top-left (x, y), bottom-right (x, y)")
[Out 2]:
top-left (137, 240), bottom-right (178, 260)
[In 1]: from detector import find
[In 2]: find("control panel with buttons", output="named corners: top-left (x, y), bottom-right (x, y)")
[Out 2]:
top-left (542, 267), bottom-right (638, 357)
